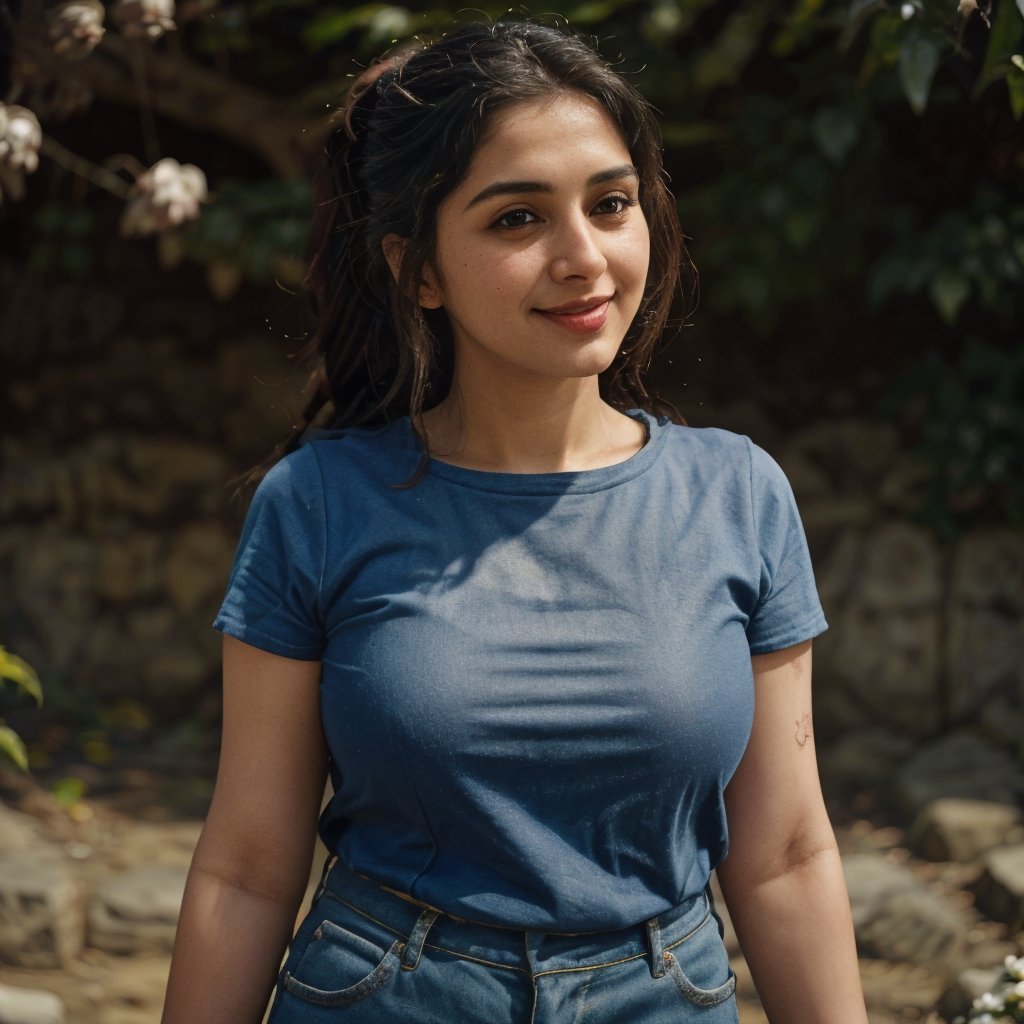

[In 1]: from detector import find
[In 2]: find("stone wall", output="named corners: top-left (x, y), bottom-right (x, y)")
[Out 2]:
top-left (0, 256), bottom-right (307, 724)
top-left (2, 256), bottom-right (1023, 793)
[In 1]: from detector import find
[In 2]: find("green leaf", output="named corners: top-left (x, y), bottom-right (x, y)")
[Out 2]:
top-left (0, 725), bottom-right (29, 772)
top-left (0, 648), bottom-right (43, 706)
top-left (812, 107), bottom-right (859, 163)
top-left (694, 7), bottom-right (769, 92)
top-left (1008, 59), bottom-right (1024, 118)
top-left (974, 0), bottom-right (1024, 98)
top-left (929, 267), bottom-right (971, 324)
top-left (900, 30), bottom-right (942, 115)
top-left (52, 776), bottom-right (88, 808)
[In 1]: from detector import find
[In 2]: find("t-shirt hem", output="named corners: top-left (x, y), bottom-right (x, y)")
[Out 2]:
top-left (747, 611), bottom-right (828, 656)
top-left (212, 617), bottom-right (323, 661)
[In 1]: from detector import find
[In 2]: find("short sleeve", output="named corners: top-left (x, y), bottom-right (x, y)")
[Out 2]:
top-left (212, 446), bottom-right (327, 660)
top-left (745, 438), bottom-right (828, 655)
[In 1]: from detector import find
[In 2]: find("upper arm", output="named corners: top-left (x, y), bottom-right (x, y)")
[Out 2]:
top-left (718, 640), bottom-right (836, 890)
top-left (193, 635), bottom-right (328, 901)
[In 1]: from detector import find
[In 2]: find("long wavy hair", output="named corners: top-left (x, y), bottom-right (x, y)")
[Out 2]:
top-left (242, 19), bottom-right (695, 491)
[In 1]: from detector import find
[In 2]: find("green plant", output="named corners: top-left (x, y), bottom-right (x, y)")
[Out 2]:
top-left (0, 646), bottom-right (43, 771)
top-left (883, 338), bottom-right (1024, 538)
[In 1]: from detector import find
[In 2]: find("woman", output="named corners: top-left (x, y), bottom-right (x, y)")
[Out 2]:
top-left (162, 20), bottom-right (868, 1024)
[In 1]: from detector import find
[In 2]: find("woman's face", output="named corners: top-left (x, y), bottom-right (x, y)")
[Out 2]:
top-left (422, 91), bottom-right (651, 389)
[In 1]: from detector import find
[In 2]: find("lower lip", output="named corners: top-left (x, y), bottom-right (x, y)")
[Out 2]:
top-left (535, 301), bottom-right (610, 333)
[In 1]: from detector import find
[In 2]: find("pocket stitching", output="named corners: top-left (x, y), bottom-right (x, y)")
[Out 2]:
top-left (283, 938), bottom-right (404, 1007)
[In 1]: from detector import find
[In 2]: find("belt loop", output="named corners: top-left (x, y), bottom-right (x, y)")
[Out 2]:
top-left (312, 852), bottom-right (337, 906)
top-left (646, 916), bottom-right (666, 979)
top-left (400, 908), bottom-right (439, 971)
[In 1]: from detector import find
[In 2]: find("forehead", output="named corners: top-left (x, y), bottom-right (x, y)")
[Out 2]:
top-left (463, 92), bottom-right (632, 183)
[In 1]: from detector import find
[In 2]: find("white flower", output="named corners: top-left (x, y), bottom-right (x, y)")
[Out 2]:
top-left (974, 991), bottom-right (1004, 1012)
top-left (120, 157), bottom-right (208, 236)
top-left (900, 2), bottom-right (916, 18)
top-left (110, 0), bottom-right (175, 41)
top-left (0, 103), bottom-right (42, 204)
top-left (1006, 954), bottom-right (1024, 981)
top-left (47, 1), bottom-right (106, 59)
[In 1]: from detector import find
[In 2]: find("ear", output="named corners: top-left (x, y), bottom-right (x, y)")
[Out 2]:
top-left (382, 233), bottom-right (444, 310)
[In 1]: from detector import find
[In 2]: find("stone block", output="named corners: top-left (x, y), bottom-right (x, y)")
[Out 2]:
top-left (843, 853), bottom-right (970, 966)
top-left (0, 984), bottom-right (64, 1024)
top-left (910, 799), bottom-right (1023, 863)
top-left (975, 844), bottom-right (1024, 931)
top-left (895, 733), bottom-right (1024, 818)
top-left (88, 866), bottom-right (187, 955)
top-left (0, 855), bottom-right (84, 968)
top-left (164, 521), bottom-right (233, 614)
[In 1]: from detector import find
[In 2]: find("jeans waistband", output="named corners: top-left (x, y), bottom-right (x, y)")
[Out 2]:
top-left (314, 856), bottom-right (714, 979)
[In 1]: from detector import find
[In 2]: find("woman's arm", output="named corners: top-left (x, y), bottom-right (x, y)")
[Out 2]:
top-left (161, 635), bottom-right (329, 1024)
top-left (716, 640), bottom-right (867, 1024)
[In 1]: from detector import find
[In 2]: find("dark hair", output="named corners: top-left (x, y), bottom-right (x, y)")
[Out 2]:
top-left (244, 19), bottom-right (694, 489)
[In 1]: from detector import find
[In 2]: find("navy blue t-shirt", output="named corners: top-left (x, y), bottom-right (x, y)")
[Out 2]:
top-left (213, 411), bottom-right (827, 931)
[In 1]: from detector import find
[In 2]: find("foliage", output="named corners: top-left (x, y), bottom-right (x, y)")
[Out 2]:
top-left (0, 645), bottom-right (43, 771)
top-left (954, 953), bottom-right (1024, 1022)
top-left (2, 0), bottom-right (1022, 538)
top-left (883, 337), bottom-right (1024, 538)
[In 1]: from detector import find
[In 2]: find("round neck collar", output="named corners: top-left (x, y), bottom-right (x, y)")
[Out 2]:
top-left (401, 409), bottom-right (669, 495)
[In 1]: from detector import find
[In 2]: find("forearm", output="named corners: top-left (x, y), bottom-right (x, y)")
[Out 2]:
top-left (161, 860), bottom-right (306, 1024)
top-left (719, 844), bottom-right (867, 1024)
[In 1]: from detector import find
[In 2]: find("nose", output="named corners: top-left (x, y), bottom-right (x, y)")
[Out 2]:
top-left (548, 214), bottom-right (608, 282)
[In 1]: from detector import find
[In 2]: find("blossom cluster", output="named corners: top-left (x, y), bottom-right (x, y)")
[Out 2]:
top-left (956, 956), bottom-right (1024, 1024)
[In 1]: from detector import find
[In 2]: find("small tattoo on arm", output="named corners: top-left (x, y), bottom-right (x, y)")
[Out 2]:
top-left (795, 713), bottom-right (811, 747)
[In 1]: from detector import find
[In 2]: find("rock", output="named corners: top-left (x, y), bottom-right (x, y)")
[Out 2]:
top-left (857, 957), bottom-right (948, 1018)
top-left (975, 844), bottom-right (1024, 931)
top-left (843, 853), bottom-right (970, 966)
top-left (895, 734), bottom-right (1024, 818)
top-left (10, 533), bottom-right (99, 674)
top-left (819, 727), bottom-right (917, 792)
top-left (946, 529), bottom-right (1024, 722)
top-left (950, 529), bottom-right (1024, 611)
top-left (859, 523), bottom-right (942, 609)
top-left (77, 433), bottom-right (226, 522)
top-left (0, 805), bottom-right (45, 854)
top-left (977, 697), bottom-right (1024, 754)
top-left (88, 866), bottom-right (187, 954)
top-left (894, 732), bottom-right (1024, 817)
top-left (937, 966), bottom-right (1005, 1022)
top-left (97, 534), bottom-right (163, 603)
top-left (812, 524), bottom-right (946, 737)
top-left (779, 419), bottom-right (900, 491)
top-left (0, 984), bottom-right (64, 1024)
top-left (163, 521), bottom-right (233, 614)
top-left (0, 855), bottom-right (84, 968)
top-left (826, 606), bottom-right (942, 736)
top-left (910, 799), bottom-right (1024, 863)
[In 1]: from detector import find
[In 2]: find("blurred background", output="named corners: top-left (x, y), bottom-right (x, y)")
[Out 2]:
top-left (0, 0), bottom-right (1022, 1021)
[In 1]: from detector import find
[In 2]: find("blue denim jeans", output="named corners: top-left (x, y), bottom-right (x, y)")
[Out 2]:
top-left (266, 857), bottom-right (738, 1023)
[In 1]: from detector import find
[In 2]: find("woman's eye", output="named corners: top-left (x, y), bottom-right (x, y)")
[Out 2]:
top-left (494, 208), bottom-right (538, 229)
top-left (593, 194), bottom-right (637, 216)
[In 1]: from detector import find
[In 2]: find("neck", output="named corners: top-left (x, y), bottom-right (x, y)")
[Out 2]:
top-left (420, 375), bottom-right (645, 474)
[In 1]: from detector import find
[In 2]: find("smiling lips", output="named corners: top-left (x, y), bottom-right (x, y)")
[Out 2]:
top-left (535, 296), bottom-right (612, 333)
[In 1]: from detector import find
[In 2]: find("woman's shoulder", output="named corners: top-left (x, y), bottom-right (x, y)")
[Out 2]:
top-left (654, 416), bottom-right (755, 464)
top-left (652, 416), bottom-right (793, 495)
top-left (296, 417), bottom-right (419, 483)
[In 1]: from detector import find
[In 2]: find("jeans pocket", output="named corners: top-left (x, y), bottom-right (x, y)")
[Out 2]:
top-left (664, 914), bottom-right (737, 1009)
top-left (281, 918), bottom-right (404, 1007)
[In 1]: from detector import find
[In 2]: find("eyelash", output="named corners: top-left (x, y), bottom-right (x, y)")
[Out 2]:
top-left (492, 194), bottom-right (638, 230)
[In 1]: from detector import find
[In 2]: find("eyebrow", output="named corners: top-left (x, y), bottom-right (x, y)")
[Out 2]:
top-left (464, 164), bottom-right (639, 211)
